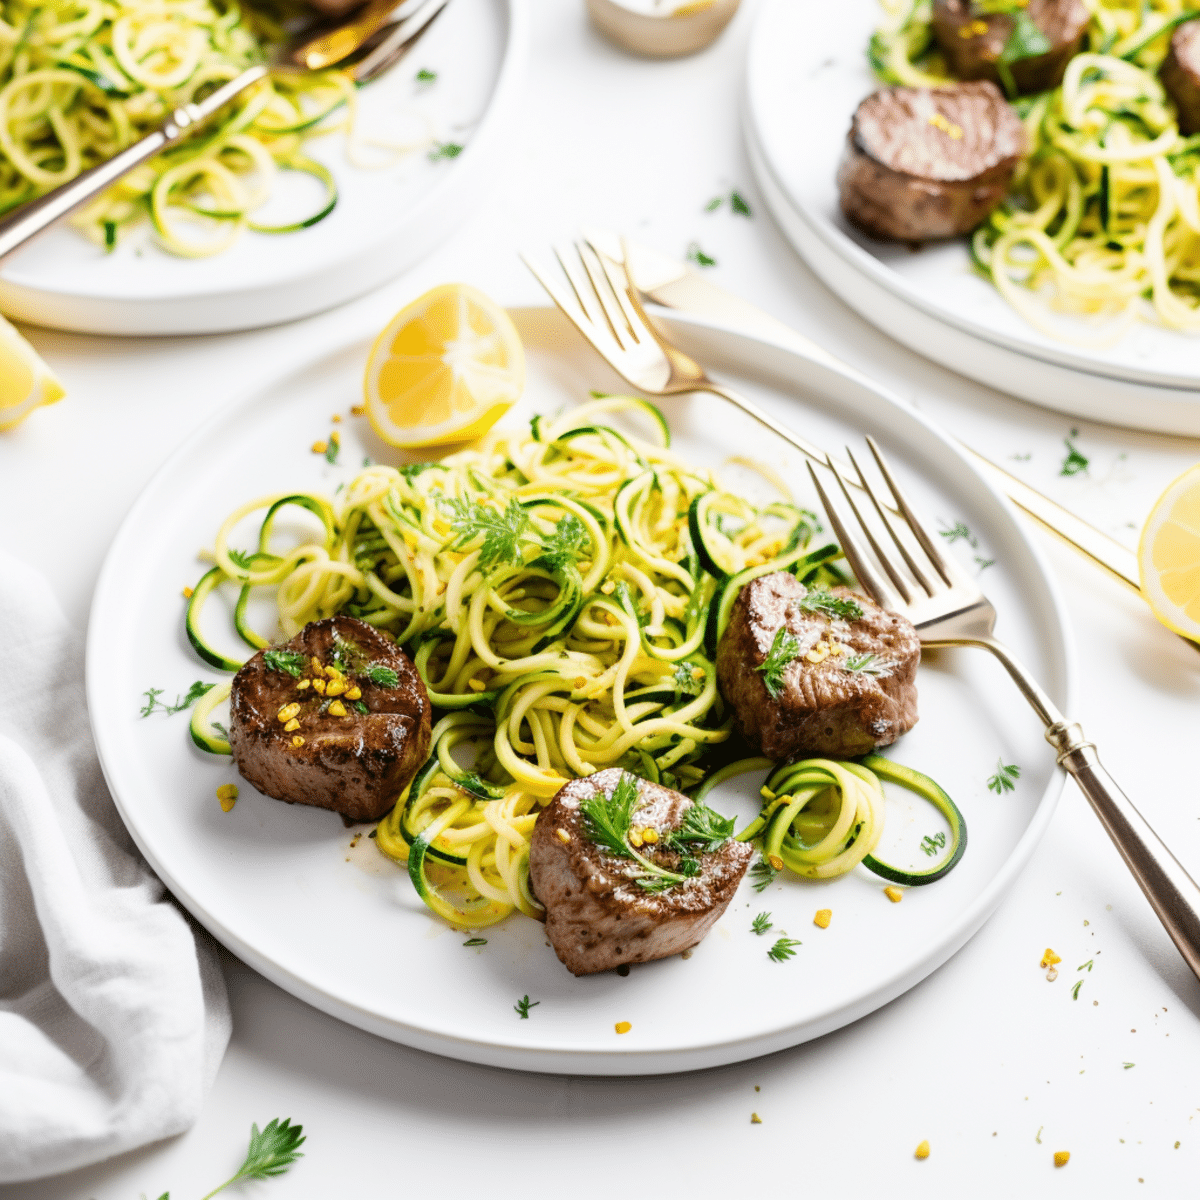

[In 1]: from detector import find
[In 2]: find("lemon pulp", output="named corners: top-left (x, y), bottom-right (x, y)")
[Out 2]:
top-left (1138, 462), bottom-right (1200, 641)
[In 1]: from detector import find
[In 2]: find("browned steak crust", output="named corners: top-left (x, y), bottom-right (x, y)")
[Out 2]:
top-left (715, 572), bottom-right (920, 760)
top-left (932, 0), bottom-right (1089, 95)
top-left (229, 615), bottom-right (431, 822)
top-left (838, 81), bottom-right (1025, 242)
top-left (1163, 20), bottom-right (1200, 135)
top-left (529, 770), bottom-right (753, 976)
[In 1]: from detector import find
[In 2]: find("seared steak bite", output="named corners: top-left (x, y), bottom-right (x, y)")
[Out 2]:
top-left (838, 81), bottom-right (1025, 242)
top-left (529, 769), bottom-right (753, 976)
top-left (716, 572), bottom-right (920, 761)
top-left (229, 615), bottom-right (431, 822)
top-left (933, 0), bottom-right (1088, 96)
top-left (1162, 20), bottom-right (1200, 135)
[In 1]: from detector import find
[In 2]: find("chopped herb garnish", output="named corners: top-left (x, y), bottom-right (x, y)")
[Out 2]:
top-left (195, 1118), bottom-right (305, 1200)
top-left (327, 637), bottom-right (354, 673)
top-left (140, 681), bottom-right (214, 717)
top-left (463, 937), bottom-right (487, 947)
top-left (920, 831), bottom-right (946, 857)
top-left (212, 721), bottom-right (228, 739)
top-left (799, 585), bottom-right (863, 621)
top-left (514, 994), bottom-right (539, 1019)
top-left (705, 190), bottom-right (753, 216)
top-left (442, 495), bottom-right (537, 568)
top-left (938, 520), bottom-right (978, 548)
top-left (705, 195), bottom-right (722, 211)
top-left (672, 661), bottom-right (706, 695)
top-left (686, 241), bottom-right (717, 267)
top-left (263, 649), bottom-right (306, 677)
top-left (1123, 1061), bottom-right (1135, 1069)
top-left (103, 220), bottom-right (117, 251)
top-left (581, 771), bottom-right (640, 859)
top-left (540, 513), bottom-right (589, 569)
top-left (362, 662), bottom-right (400, 691)
top-left (975, 556), bottom-right (996, 571)
top-left (1072, 980), bottom-right (1084, 1000)
top-left (429, 141), bottom-right (463, 160)
top-left (415, 67), bottom-right (437, 84)
top-left (1078, 959), bottom-right (1094, 972)
top-left (751, 912), bottom-right (773, 936)
top-left (324, 439), bottom-right (339, 465)
top-left (767, 937), bottom-right (802, 963)
top-left (353, 700), bottom-right (370, 714)
top-left (750, 857), bottom-right (778, 892)
top-left (669, 801), bottom-right (736, 854)
top-left (1061, 428), bottom-right (1089, 476)
top-left (399, 462), bottom-right (434, 480)
top-left (843, 652), bottom-right (885, 675)
top-left (987, 759), bottom-right (1021, 794)
top-left (757, 625), bottom-right (802, 699)
top-left (1011, 452), bottom-right (1032, 462)
top-left (227, 548), bottom-right (255, 570)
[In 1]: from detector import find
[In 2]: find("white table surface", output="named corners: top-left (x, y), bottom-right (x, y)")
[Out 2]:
top-left (4, 2), bottom-right (1200, 1196)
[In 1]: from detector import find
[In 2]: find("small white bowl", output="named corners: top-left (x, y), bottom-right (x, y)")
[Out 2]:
top-left (586, 0), bottom-right (741, 58)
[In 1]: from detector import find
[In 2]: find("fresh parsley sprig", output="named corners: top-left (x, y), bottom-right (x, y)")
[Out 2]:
top-left (140, 681), bottom-right (214, 717)
top-left (843, 652), bottom-right (885, 675)
top-left (1061, 428), bottom-right (1089, 477)
top-left (442, 496), bottom-right (539, 568)
top-left (757, 626), bottom-right (801, 699)
top-left (668, 801), bottom-right (736, 854)
top-left (362, 663), bottom-right (400, 687)
top-left (514, 995), bottom-right (539, 1019)
top-left (920, 832), bottom-right (946, 857)
top-left (540, 513), bottom-right (590, 570)
top-left (263, 649), bottom-right (306, 677)
top-left (581, 771), bottom-right (641, 858)
top-left (751, 912), bottom-right (773, 936)
top-left (767, 937), bottom-right (802, 963)
top-left (799, 586), bottom-right (863, 621)
top-left (987, 759), bottom-right (1021, 794)
top-left (190, 1118), bottom-right (305, 1200)
top-left (750, 857), bottom-right (778, 892)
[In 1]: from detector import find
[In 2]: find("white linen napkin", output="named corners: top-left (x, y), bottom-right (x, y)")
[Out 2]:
top-left (0, 547), bottom-right (230, 1183)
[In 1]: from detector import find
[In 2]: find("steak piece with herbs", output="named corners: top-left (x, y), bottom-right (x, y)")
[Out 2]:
top-left (529, 769), bottom-right (753, 976)
top-left (716, 572), bottom-right (920, 760)
top-left (229, 615), bottom-right (431, 822)
top-left (838, 81), bottom-right (1025, 242)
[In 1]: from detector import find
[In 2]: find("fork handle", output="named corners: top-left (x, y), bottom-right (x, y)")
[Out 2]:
top-left (1048, 722), bottom-right (1200, 979)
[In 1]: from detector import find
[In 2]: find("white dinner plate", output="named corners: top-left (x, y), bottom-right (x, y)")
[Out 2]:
top-left (0, 0), bottom-right (527, 336)
top-left (744, 0), bottom-right (1200, 435)
top-left (87, 306), bottom-right (1073, 1074)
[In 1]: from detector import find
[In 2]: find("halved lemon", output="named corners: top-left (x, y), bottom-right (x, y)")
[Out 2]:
top-left (0, 315), bottom-right (65, 431)
top-left (1138, 462), bottom-right (1200, 642)
top-left (363, 283), bottom-right (524, 449)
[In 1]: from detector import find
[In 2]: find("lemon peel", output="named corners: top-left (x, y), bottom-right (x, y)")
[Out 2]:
top-left (0, 315), bottom-right (65, 431)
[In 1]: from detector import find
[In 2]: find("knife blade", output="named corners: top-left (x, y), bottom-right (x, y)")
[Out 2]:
top-left (582, 227), bottom-right (1142, 597)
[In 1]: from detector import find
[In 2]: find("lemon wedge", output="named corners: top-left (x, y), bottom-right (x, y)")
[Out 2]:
top-left (363, 284), bottom-right (524, 449)
top-left (1138, 462), bottom-right (1200, 642)
top-left (0, 315), bottom-right (65, 431)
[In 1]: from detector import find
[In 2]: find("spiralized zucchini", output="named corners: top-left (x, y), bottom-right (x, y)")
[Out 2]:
top-left (871, 0), bottom-right (1200, 335)
top-left (0, 0), bottom-right (356, 255)
top-left (190, 397), bottom-right (845, 928)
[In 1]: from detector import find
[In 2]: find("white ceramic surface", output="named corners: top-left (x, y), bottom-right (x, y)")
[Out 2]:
top-left (0, 0), bottom-right (527, 336)
top-left (743, 0), bottom-right (1200, 435)
top-left (86, 305), bottom-right (1072, 1075)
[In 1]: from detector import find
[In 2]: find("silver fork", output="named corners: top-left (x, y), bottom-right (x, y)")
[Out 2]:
top-left (810, 439), bottom-right (1200, 983)
top-left (520, 239), bottom-right (866, 486)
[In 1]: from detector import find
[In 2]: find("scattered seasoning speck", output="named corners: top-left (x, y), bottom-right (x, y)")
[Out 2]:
top-left (814, 909), bottom-right (832, 928)
top-left (463, 937), bottom-right (487, 947)
top-left (1176, 1142), bottom-right (1181, 1149)
top-left (216, 783), bottom-right (238, 812)
top-left (914, 1140), bottom-right (930, 1160)
top-left (1124, 1062), bottom-right (1135, 1069)
top-left (1036, 1127), bottom-right (1043, 1144)
top-left (884, 886), bottom-right (903, 903)
top-left (750, 1113), bottom-right (762, 1125)
top-left (754, 1085), bottom-right (760, 1092)
top-left (312, 440), bottom-right (327, 454)
top-left (1040, 948), bottom-right (1062, 968)
top-left (1054, 1151), bottom-right (1070, 1168)
top-left (617, 964), bottom-right (630, 976)
top-left (331, 413), bottom-right (342, 422)
top-left (351, 405), bottom-right (365, 416)
top-left (182, 586), bottom-right (193, 599)
top-left (615, 1021), bottom-right (632, 1034)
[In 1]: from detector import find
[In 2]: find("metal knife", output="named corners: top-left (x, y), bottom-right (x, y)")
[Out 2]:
top-left (582, 226), bottom-right (1141, 596)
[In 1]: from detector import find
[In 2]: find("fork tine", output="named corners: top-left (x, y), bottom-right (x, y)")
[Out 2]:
top-left (827, 454), bottom-right (914, 605)
top-left (576, 240), bottom-right (638, 351)
top-left (845, 446), bottom-right (940, 598)
top-left (865, 435), bottom-right (970, 589)
top-left (553, 241), bottom-right (615, 340)
top-left (806, 462), bottom-right (905, 613)
top-left (588, 238), bottom-right (650, 341)
top-left (519, 250), bottom-right (598, 339)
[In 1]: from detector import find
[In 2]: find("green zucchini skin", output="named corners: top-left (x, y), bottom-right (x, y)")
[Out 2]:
top-left (860, 755), bottom-right (968, 886)
top-left (186, 568), bottom-right (248, 672)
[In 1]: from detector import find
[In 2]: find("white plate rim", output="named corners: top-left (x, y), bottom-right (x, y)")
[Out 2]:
top-left (742, 0), bottom-right (1200, 399)
top-left (0, 0), bottom-right (529, 335)
top-left (85, 306), bottom-right (1076, 1073)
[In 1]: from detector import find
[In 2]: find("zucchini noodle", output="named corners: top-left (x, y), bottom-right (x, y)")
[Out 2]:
top-left (0, 0), bottom-right (358, 255)
top-left (189, 397), bottom-right (847, 928)
top-left (871, 0), bottom-right (1200, 335)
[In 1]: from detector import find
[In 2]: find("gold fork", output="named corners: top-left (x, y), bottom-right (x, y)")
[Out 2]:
top-left (809, 439), bottom-right (1200, 984)
top-left (520, 239), bottom-right (867, 486)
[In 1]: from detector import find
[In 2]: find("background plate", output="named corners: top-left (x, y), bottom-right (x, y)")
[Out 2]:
top-left (744, 0), bottom-right (1200, 434)
top-left (0, 0), bottom-right (527, 336)
top-left (86, 307), bottom-right (1073, 1074)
